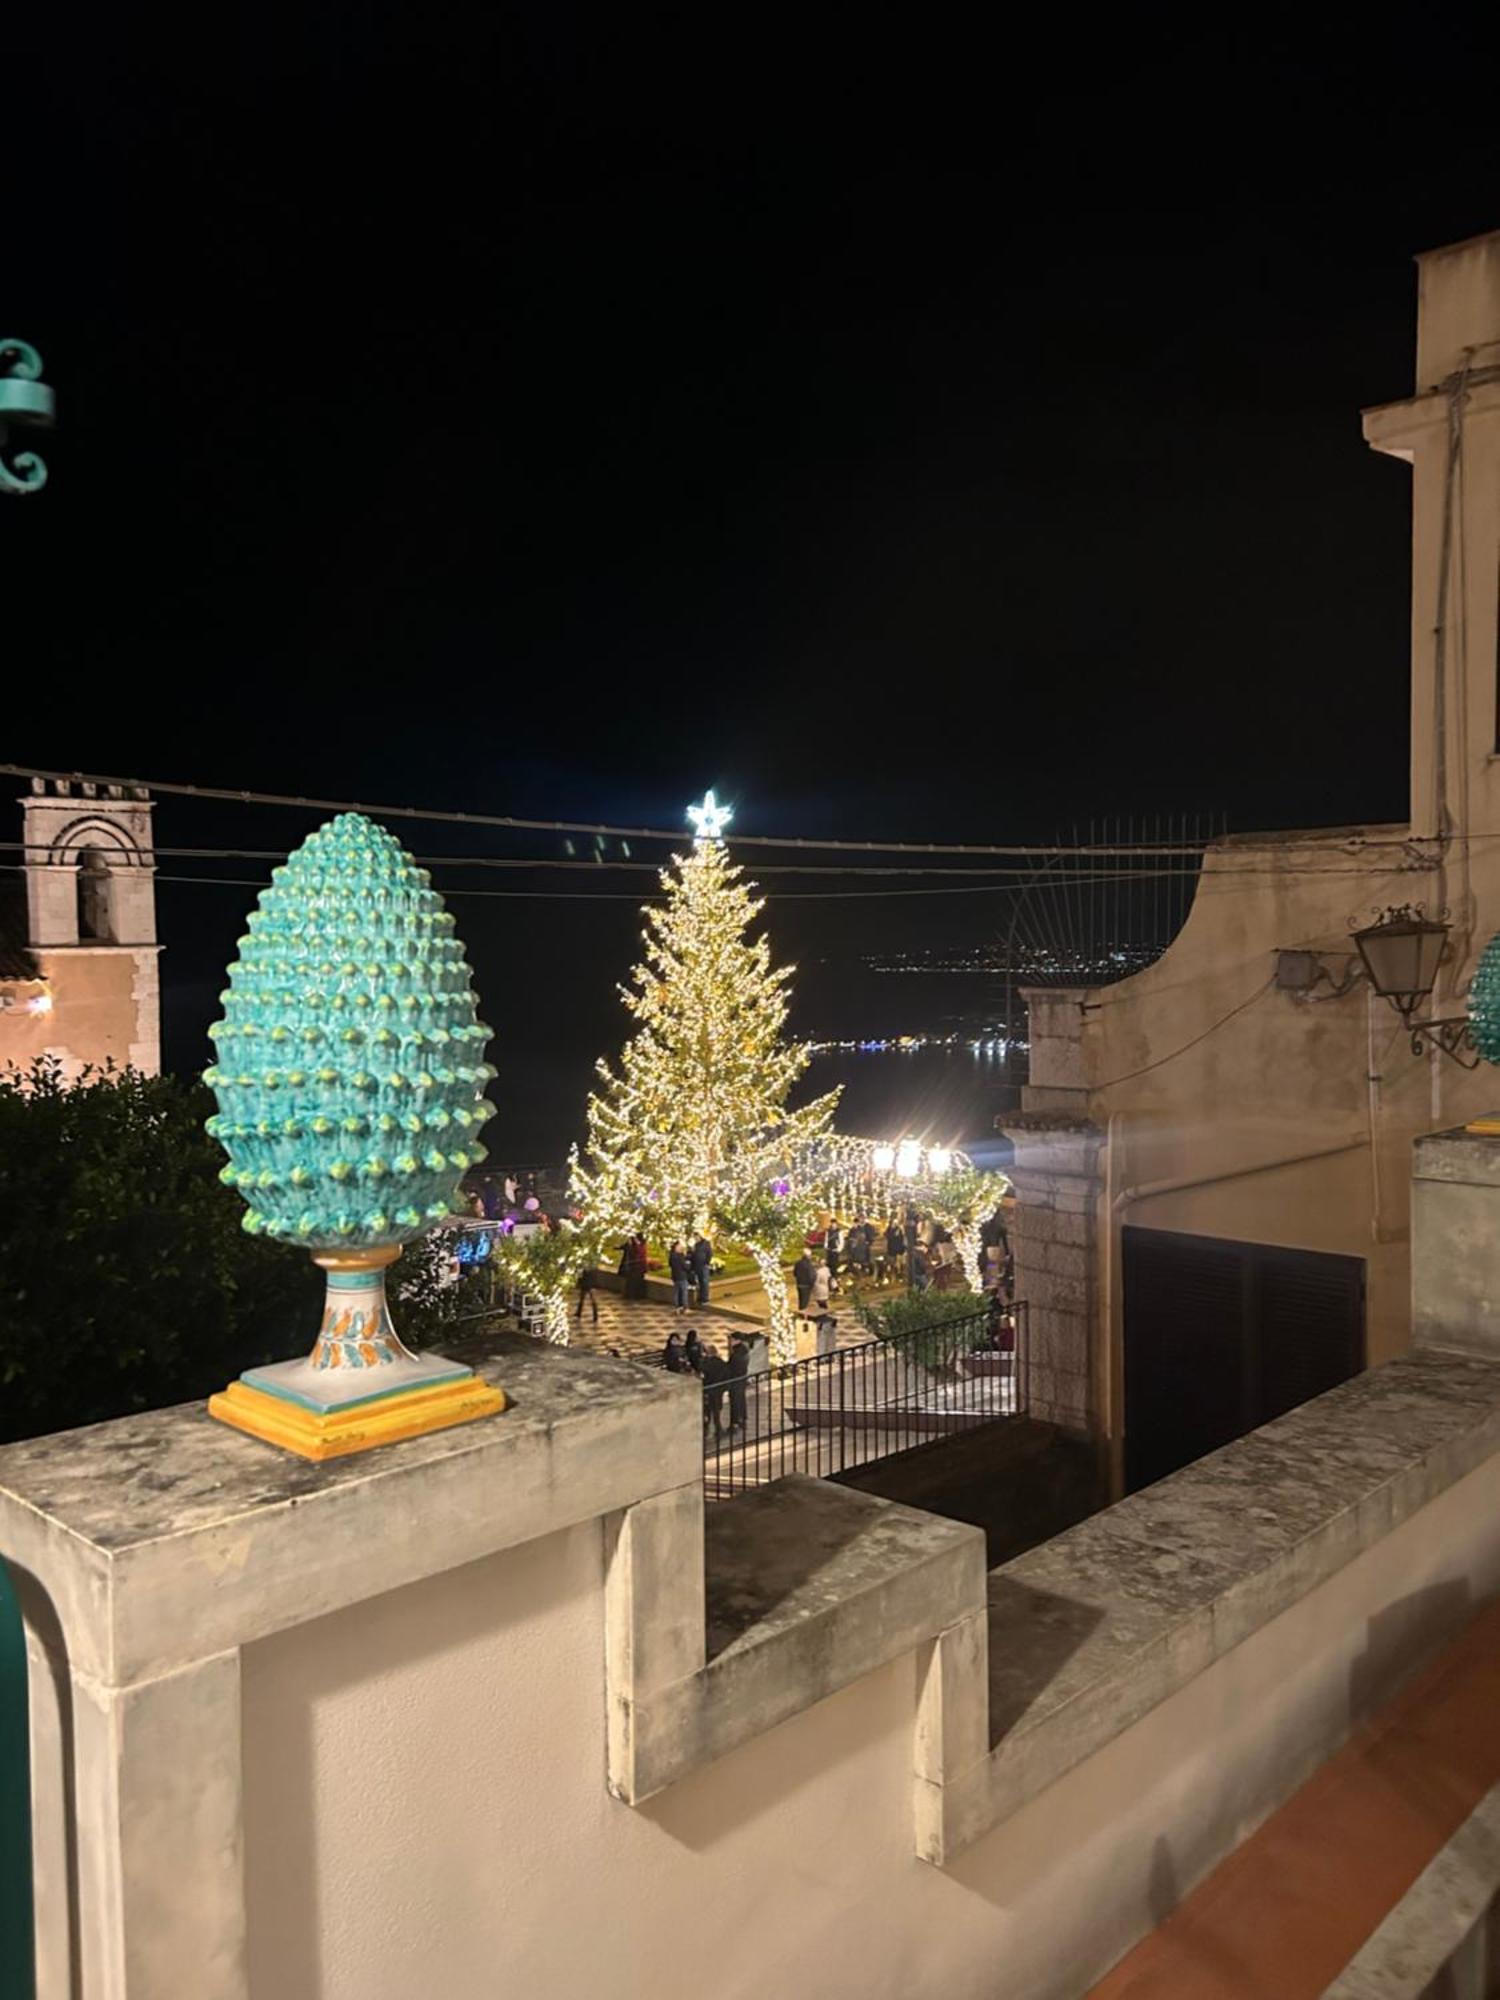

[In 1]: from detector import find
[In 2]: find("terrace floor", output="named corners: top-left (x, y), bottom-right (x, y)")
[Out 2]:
top-left (1086, 1593), bottom-right (1500, 1997)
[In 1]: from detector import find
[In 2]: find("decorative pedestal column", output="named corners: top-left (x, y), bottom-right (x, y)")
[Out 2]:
top-left (210, 1248), bottom-right (505, 1461)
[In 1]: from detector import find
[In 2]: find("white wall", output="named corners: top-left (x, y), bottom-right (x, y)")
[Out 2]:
top-left (241, 1445), bottom-right (1500, 2000)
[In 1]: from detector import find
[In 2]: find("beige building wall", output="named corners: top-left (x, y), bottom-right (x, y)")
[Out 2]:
top-left (1008, 227), bottom-right (1500, 1480)
top-left (238, 1446), bottom-right (1500, 2000)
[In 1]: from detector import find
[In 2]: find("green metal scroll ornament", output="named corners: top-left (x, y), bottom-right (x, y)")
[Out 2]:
top-left (203, 813), bottom-right (507, 1458)
top-left (0, 340), bottom-right (55, 496)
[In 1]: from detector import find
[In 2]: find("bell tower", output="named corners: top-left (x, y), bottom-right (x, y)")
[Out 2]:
top-left (1, 777), bottom-right (161, 1078)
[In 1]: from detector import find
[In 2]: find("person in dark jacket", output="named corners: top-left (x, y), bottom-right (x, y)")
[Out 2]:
top-left (885, 1219), bottom-right (907, 1286)
top-left (620, 1232), bottom-right (649, 1301)
top-left (575, 1262), bottom-right (599, 1324)
top-left (662, 1330), bottom-right (687, 1372)
top-left (683, 1327), bottom-right (704, 1376)
top-left (793, 1250), bottom-right (815, 1312)
top-left (726, 1334), bottom-right (750, 1431)
top-left (668, 1238), bottom-right (692, 1313)
top-left (700, 1339), bottom-right (729, 1439)
top-left (690, 1233), bottom-right (713, 1306)
top-left (847, 1219), bottom-right (872, 1279)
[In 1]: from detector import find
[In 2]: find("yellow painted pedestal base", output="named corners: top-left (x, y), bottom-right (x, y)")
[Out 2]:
top-left (209, 1375), bottom-right (508, 1462)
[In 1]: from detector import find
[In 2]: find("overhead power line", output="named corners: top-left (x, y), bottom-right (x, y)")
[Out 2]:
top-left (0, 840), bottom-right (1188, 881)
top-left (0, 859), bottom-right (1422, 906)
top-left (0, 761), bottom-right (1236, 858)
top-left (1, 761), bottom-right (1466, 863)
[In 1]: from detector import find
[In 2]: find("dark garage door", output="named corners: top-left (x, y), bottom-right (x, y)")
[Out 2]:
top-left (1123, 1226), bottom-right (1365, 1494)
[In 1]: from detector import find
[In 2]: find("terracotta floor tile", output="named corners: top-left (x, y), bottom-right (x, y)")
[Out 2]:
top-left (1087, 1596), bottom-right (1500, 1999)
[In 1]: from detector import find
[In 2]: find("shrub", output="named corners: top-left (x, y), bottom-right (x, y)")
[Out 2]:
top-left (850, 1286), bottom-right (986, 1372)
top-left (0, 1059), bottom-right (321, 1443)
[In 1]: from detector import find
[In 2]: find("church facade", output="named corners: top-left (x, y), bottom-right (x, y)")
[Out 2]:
top-left (0, 777), bottom-right (160, 1080)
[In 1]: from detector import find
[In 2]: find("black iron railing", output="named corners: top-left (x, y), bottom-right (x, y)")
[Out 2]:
top-left (698, 1301), bottom-right (1027, 1498)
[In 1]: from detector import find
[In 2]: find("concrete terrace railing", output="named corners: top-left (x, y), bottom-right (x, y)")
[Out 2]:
top-left (9, 1323), bottom-right (1500, 1997)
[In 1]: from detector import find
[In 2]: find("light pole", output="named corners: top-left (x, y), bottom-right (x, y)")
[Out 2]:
top-left (0, 339), bottom-right (55, 495)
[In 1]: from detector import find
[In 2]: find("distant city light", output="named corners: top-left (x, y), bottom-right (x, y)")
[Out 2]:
top-left (804, 1028), bottom-right (1024, 1057)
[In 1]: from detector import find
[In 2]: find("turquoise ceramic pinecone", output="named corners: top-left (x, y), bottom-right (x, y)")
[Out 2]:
top-left (204, 813), bottom-right (496, 1248)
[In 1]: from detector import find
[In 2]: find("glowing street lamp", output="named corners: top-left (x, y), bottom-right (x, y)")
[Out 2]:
top-left (896, 1140), bottom-right (922, 1180)
top-left (872, 1143), bottom-right (896, 1172)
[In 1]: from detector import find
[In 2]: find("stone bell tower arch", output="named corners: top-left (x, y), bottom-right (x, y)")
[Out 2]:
top-left (2, 777), bottom-right (161, 1079)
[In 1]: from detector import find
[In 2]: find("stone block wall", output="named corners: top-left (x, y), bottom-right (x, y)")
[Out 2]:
top-left (1002, 1120), bottom-right (1104, 1434)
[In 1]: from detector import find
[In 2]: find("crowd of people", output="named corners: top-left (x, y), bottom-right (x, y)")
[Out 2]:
top-left (464, 1169), bottom-right (548, 1221)
top-left (661, 1326), bottom-right (752, 1440)
top-left (788, 1206), bottom-right (1013, 1311)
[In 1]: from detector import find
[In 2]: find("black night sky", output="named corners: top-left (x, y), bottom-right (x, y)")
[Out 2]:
top-left (8, 16), bottom-right (1499, 1154)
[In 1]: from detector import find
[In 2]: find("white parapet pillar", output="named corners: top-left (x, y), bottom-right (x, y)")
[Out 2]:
top-left (1411, 1122), bottom-right (1500, 1357)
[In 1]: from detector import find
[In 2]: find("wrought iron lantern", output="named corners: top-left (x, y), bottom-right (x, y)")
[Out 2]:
top-left (1350, 907), bottom-right (1478, 1067)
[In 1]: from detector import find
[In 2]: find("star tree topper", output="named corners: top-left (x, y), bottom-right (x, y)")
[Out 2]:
top-left (686, 788), bottom-right (733, 844)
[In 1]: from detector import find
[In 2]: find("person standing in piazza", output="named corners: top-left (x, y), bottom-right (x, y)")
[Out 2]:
top-left (669, 1239), bottom-right (693, 1313)
top-left (690, 1232), bottom-right (713, 1306)
top-left (727, 1334), bottom-right (750, 1432)
top-left (575, 1262), bottom-right (600, 1325)
top-left (793, 1248), bottom-right (815, 1312)
top-left (825, 1219), bottom-right (843, 1283)
top-left (620, 1232), bottom-right (649, 1300)
top-left (885, 1217), bottom-right (907, 1285)
top-left (811, 1255), bottom-right (832, 1310)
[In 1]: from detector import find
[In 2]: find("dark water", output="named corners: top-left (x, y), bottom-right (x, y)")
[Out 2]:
top-left (798, 1045), bottom-right (1019, 1164)
top-left (160, 872), bottom-right (1021, 1164)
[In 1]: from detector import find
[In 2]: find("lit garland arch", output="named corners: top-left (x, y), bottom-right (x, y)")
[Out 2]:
top-left (788, 1136), bottom-right (1010, 1293)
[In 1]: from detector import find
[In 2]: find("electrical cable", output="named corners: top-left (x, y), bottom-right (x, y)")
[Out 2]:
top-left (0, 841), bottom-right (1425, 888)
top-left (3, 761), bottom-right (1449, 860)
top-left (1089, 977), bottom-right (1275, 1088)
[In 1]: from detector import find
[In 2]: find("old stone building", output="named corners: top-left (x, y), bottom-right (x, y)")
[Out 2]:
top-left (1007, 227), bottom-right (1500, 1494)
top-left (0, 778), bottom-right (160, 1080)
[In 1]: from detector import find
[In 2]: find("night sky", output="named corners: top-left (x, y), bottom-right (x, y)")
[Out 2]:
top-left (8, 16), bottom-right (1499, 1152)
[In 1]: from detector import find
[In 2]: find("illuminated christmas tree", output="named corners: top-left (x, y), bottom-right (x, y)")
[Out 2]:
top-left (570, 792), bottom-right (839, 1358)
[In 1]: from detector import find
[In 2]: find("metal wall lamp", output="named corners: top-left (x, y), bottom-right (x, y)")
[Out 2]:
top-left (1350, 907), bottom-right (1480, 1068)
